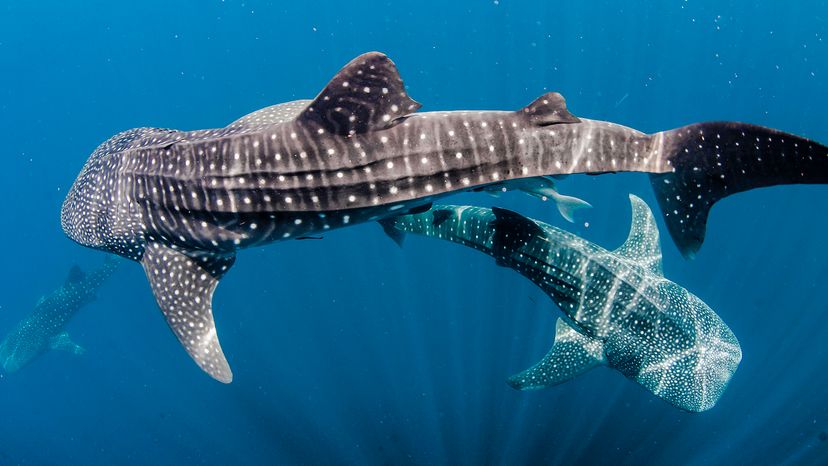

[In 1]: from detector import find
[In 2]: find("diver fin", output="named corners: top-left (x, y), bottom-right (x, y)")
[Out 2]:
top-left (650, 122), bottom-right (828, 258)
top-left (517, 92), bottom-right (580, 126)
top-left (226, 100), bottom-right (312, 129)
top-left (141, 242), bottom-right (235, 383)
top-left (612, 194), bottom-right (663, 276)
top-left (507, 318), bottom-right (605, 390)
top-left (49, 332), bottom-right (85, 355)
top-left (379, 219), bottom-right (406, 247)
top-left (298, 52), bottom-right (421, 136)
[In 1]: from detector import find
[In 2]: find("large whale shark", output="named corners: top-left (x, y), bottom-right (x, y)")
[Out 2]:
top-left (0, 256), bottom-right (119, 374)
top-left (60, 52), bottom-right (824, 382)
top-left (383, 196), bottom-right (741, 411)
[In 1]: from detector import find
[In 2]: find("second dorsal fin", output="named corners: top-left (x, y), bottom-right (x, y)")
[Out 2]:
top-left (298, 52), bottom-right (421, 136)
top-left (66, 265), bottom-right (85, 285)
top-left (518, 92), bottom-right (580, 126)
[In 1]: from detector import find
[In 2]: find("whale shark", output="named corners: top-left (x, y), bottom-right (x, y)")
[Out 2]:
top-left (0, 256), bottom-right (119, 374)
top-left (383, 196), bottom-right (742, 411)
top-left (59, 51), bottom-right (824, 382)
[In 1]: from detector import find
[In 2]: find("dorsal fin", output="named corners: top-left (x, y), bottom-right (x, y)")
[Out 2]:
top-left (66, 265), bottom-right (85, 285)
top-left (517, 92), bottom-right (580, 126)
top-left (141, 243), bottom-right (236, 383)
top-left (613, 194), bottom-right (663, 276)
top-left (297, 52), bottom-right (421, 135)
top-left (431, 209), bottom-right (454, 227)
top-left (489, 207), bottom-right (545, 256)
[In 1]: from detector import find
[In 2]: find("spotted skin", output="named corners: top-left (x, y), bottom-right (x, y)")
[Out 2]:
top-left (387, 197), bottom-right (742, 412)
top-left (60, 52), bottom-right (822, 382)
top-left (652, 122), bottom-right (828, 256)
top-left (140, 244), bottom-right (235, 382)
top-left (0, 256), bottom-right (120, 374)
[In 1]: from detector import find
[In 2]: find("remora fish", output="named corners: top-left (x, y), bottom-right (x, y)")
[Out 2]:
top-left (0, 256), bottom-right (119, 374)
top-left (472, 176), bottom-right (592, 222)
top-left (384, 197), bottom-right (741, 412)
top-left (60, 52), bottom-right (823, 382)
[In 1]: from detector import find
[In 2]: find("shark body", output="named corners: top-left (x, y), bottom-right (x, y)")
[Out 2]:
top-left (59, 52), bottom-right (825, 382)
top-left (0, 257), bottom-right (119, 373)
top-left (385, 197), bottom-right (741, 411)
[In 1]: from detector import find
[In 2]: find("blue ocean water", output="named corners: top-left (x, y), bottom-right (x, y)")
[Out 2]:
top-left (1, 0), bottom-right (827, 464)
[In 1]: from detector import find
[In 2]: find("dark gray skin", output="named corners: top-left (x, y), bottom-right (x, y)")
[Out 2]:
top-left (60, 52), bottom-right (828, 382)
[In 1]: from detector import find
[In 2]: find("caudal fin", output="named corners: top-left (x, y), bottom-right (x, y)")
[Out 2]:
top-left (650, 122), bottom-right (828, 257)
top-left (550, 192), bottom-right (592, 223)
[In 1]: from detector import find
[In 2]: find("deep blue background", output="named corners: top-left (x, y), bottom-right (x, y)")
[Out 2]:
top-left (1, 1), bottom-right (827, 464)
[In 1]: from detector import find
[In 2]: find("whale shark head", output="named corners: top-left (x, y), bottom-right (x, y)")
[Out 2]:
top-left (605, 281), bottom-right (742, 412)
top-left (0, 333), bottom-right (39, 374)
top-left (62, 128), bottom-right (161, 251)
top-left (62, 133), bottom-right (118, 249)
top-left (61, 175), bottom-right (103, 249)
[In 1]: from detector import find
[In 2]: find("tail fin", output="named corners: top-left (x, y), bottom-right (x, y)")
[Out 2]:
top-left (650, 122), bottom-right (828, 257)
top-left (549, 191), bottom-right (592, 223)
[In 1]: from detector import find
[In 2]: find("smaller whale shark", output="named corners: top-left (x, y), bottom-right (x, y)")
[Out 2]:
top-left (0, 256), bottom-right (120, 374)
top-left (384, 196), bottom-right (741, 411)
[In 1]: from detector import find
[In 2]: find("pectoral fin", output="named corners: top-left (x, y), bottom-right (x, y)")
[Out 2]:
top-left (507, 318), bottom-right (605, 390)
top-left (379, 219), bottom-right (406, 247)
top-left (49, 332), bottom-right (85, 355)
top-left (141, 242), bottom-right (236, 383)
